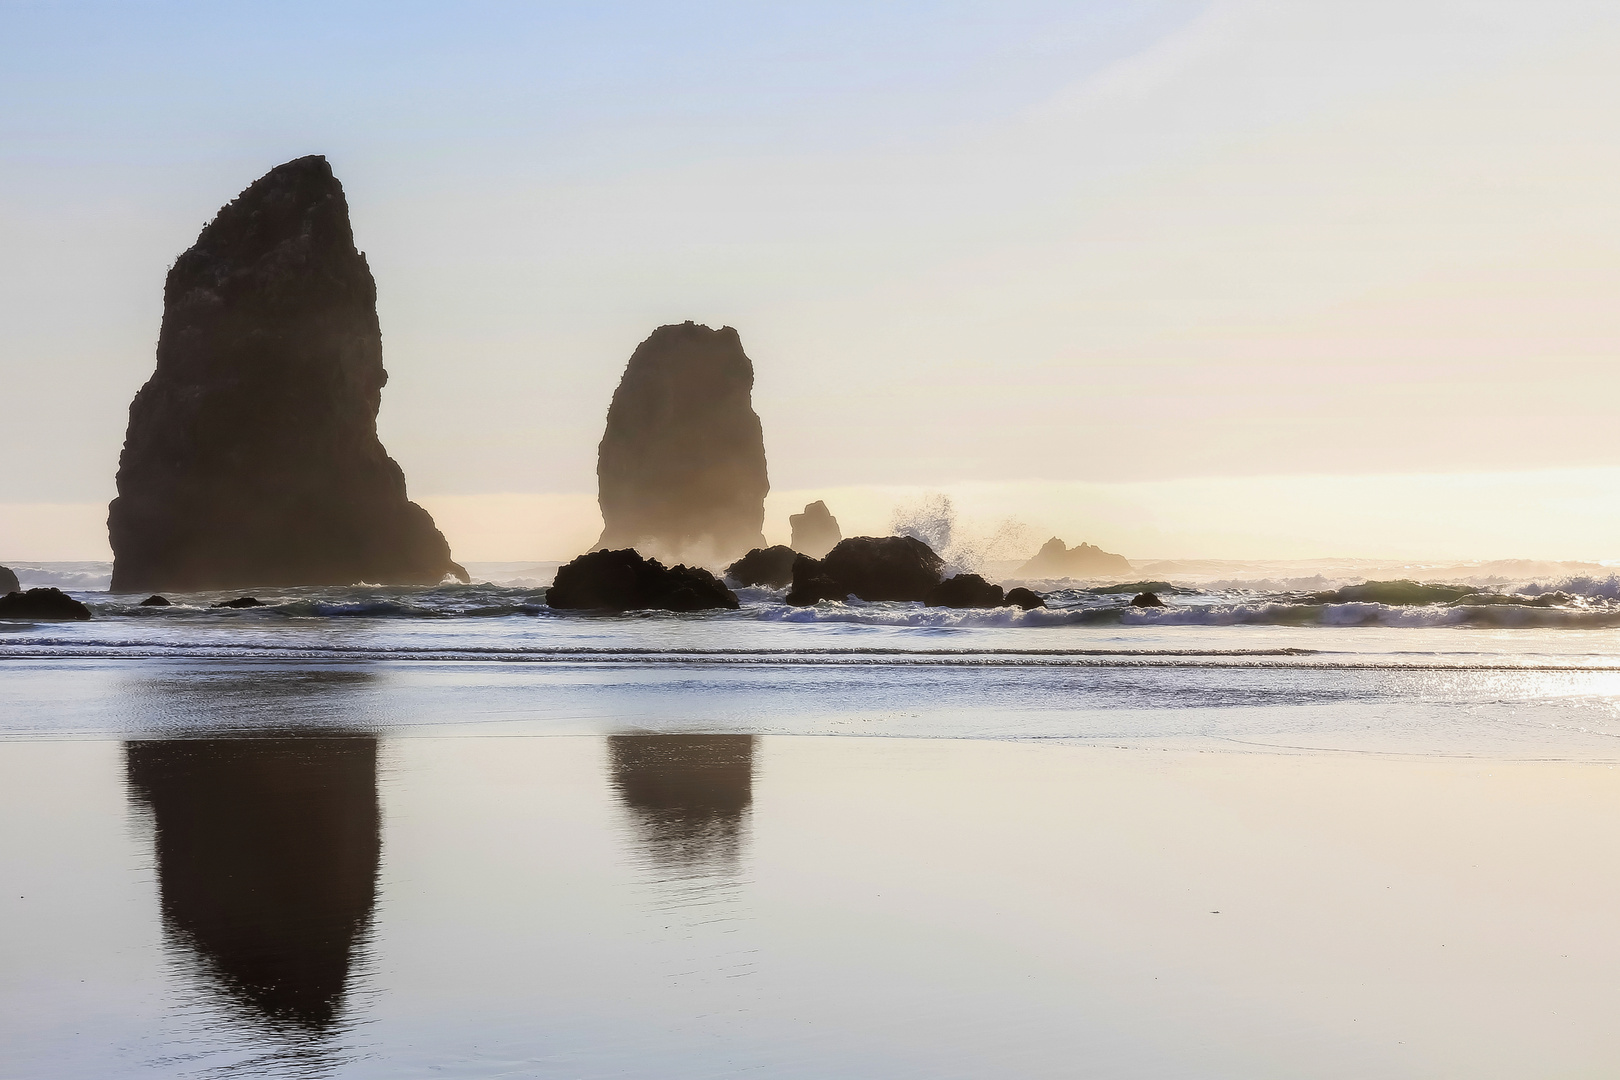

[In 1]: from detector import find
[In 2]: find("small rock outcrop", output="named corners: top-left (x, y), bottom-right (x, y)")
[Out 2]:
top-left (107, 155), bottom-right (466, 593)
top-left (785, 536), bottom-right (944, 605)
top-left (726, 545), bottom-right (798, 588)
top-left (213, 596), bottom-right (267, 609)
top-left (140, 595), bottom-right (172, 607)
top-left (0, 587), bottom-right (92, 621)
top-left (1005, 587), bottom-right (1046, 611)
top-left (789, 501), bottom-right (842, 559)
top-left (595, 322), bottom-right (769, 565)
top-left (0, 566), bottom-right (18, 594)
top-left (1130, 592), bottom-right (1165, 608)
top-left (547, 549), bottom-right (739, 612)
top-left (1015, 538), bottom-right (1131, 579)
top-left (925, 573), bottom-right (1005, 608)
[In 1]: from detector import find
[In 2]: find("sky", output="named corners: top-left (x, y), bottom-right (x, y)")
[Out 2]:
top-left (3, 0), bottom-right (1619, 562)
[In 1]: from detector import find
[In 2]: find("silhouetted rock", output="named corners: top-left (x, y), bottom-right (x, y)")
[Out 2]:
top-left (786, 535), bottom-right (944, 605)
top-left (726, 545), bottom-right (798, 588)
top-left (140, 595), bottom-right (172, 607)
top-left (1130, 592), bottom-right (1165, 608)
top-left (1005, 587), bottom-right (1046, 611)
top-left (925, 573), bottom-right (1005, 608)
top-left (108, 155), bottom-right (467, 593)
top-left (547, 548), bottom-right (739, 612)
top-left (595, 322), bottom-right (769, 565)
top-left (0, 587), bottom-right (91, 621)
top-left (1015, 537), bottom-right (1131, 579)
top-left (213, 596), bottom-right (266, 609)
top-left (789, 500), bottom-right (842, 559)
top-left (0, 566), bottom-right (17, 594)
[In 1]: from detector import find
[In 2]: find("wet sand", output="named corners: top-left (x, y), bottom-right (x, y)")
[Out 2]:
top-left (5, 732), bottom-right (1620, 1078)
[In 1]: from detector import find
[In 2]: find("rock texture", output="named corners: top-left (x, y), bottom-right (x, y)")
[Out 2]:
top-left (1014, 538), bottom-right (1131, 579)
top-left (785, 536), bottom-right (944, 606)
top-left (107, 155), bottom-right (466, 593)
top-left (0, 566), bottom-right (18, 594)
top-left (1005, 587), bottom-right (1046, 611)
top-left (726, 545), bottom-right (798, 588)
top-left (595, 322), bottom-right (769, 565)
top-left (547, 548), bottom-right (739, 612)
top-left (789, 501), bottom-right (841, 559)
top-left (925, 573), bottom-right (1004, 608)
top-left (0, 587), bottom-right (92, 620)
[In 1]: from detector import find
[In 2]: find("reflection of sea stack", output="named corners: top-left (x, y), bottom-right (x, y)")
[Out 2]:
top-left (608, 734), bottom-right (756, 873)
top-left (595, 323), bottom-right (769, 565)
top-left (789, 501), bottom-right (841, 559)
top-left (108, 155), bottom-right (466, 592)
top-left (1015, 537), bottom-right (1131, 579)
top-left (125, 736), bottom-right (380, 1030)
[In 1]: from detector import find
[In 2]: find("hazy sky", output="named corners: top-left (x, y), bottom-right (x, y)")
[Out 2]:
top-left (4, 1), bottom-right (1619, 561)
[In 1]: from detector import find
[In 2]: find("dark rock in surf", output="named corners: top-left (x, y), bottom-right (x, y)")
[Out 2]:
top-left (1130, 592), bottom-right (1165, 608)
top-left (595, 322), bottom-right (769, 565)
top-left (726, 545), bottom-right (798, 588)
top-left (789, 500), bottom-right (842, 559)
top-left (1005, 587), bottom-right (1046, 611)
top-left (547, 549), bottom-right (739, 613)
top-left (0, 587), bottom-right (91, 621)
top-left (213, 596), bottom-right (266, 609)
top-left (925, 573), bottom-right (1005, 609)
top-left (1015, 537), bottom-right (1131, 579)
top-left (140, 595), bottom-right (172, 607)
top-left (785, 535), bottom-right (945, 606)
top-left (0, 566), bottom-right (18, 594)
top-left (107, 155), bottom-right (467, 593)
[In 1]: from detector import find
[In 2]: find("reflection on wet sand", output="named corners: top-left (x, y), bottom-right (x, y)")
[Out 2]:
top-left (608, 734), bottom-right (756, 876)
top-left (125, 735), bottom-right (379, 1062)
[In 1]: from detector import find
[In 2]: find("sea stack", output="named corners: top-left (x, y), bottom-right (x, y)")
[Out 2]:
top-left (1014, 538), bottom-right (1131, 579)
top-left (789, 501), bottom-right (841, 559)
top-left (108, 156), bottom-right (466, 593)
top-left (594, 322), bottom-right (768, 565)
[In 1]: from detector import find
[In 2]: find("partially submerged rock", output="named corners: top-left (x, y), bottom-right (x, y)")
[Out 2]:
top-left (1015, 538), bottom-right (1131, 579)
top-left (726, 545), bottom-right (798, 588)
top-left (925, 573), bottom-right (1005, 609)
top-left (547, 549), bottom-right (739, 612)
top-left (0, 566), bottom-right (18, 594)
top-left (786, 536), bottom-right (944, 605)
top-left (1004, 587), bottom-right (1046, 611)
top-left (140, 595), bottom-right (172, 607)
top-left (213, 596), bottom-right (267, 609)
top-left (789, 501), bottom-right (842, 559)
top-left (1130, 592), bottom-right (1165, 608)
top-left (595, 322), bottom-right (769, 565)
top-left (108, 155), bottom-right (466, 593)
top-left (0, 587), bottom-right (91, 621)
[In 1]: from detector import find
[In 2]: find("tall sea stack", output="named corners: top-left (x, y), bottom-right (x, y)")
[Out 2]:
top-left (108, 156), bottom-right (466, 592)
top-left (594, 322), bottom-right (768, 564)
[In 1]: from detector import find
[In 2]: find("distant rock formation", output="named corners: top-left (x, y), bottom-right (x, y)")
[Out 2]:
top-left (594, 322), bottom-right (769, 565)
top-left (726, 545), bottom-right (798, 588)
top-left (789, 501), bottom-right (841, 559)
top-left (107, 155), bottom-right (466, 594)
top-left (925, 573), bottom-right (1004, 608)
top-left (1130, 592), bottom-right (1165, 608)
top-left (0, 565), bottom-right (18, 594)
top-left (1014, 538), bottom-right (1131, 579)
top-left (1005, 587), bottom-right (1045, 611)
top-left (547, 548), bottom-right (739, 612)
top-left (785, 536), bottom-right (944, 605)
top-left (0, 587), bottom-right (91, 621)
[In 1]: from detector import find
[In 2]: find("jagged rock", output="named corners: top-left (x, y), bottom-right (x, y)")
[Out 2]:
top-left (595, 322), bottom-right (769, 565)
top-left (1005, 587), bottom-right (1046, 611)
top-left (789, 501), bottom-right (842, 559)
top-left (786, 536), bottom-right (944, 605)
top-left (547, 549), bottom-right (739, 612)
top-left (726, 545), bottom-right (798, 588)
top-left (925, 573), bottom-right (1005, 608)
top-left (0, 566), bottom-right (18, 594)
top-left (107, 155), bottom-right (467, 593)
top-left (1130, 592), bottom-right (1165, 608)
top-left (213, 596), bottom-right (266, 609)
top-left (140, 595), bottom-right (172, 607)
top-left (1015, 538), bottom-right (1131, 579)
top-left (0, 587), bottom-right (91, 621)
